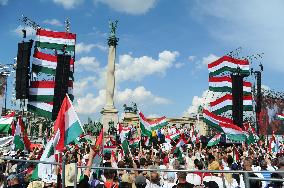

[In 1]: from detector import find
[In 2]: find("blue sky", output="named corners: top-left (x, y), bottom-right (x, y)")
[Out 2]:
top-left (0, 0), bottom-right (284, 122)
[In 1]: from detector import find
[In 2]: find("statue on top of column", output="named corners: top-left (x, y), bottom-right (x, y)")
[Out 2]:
top-left (108, 20), bottom-right (119, 46)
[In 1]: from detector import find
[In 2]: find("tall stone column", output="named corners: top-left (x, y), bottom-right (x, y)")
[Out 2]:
top-left (101, 20), bottom-right (119, 135)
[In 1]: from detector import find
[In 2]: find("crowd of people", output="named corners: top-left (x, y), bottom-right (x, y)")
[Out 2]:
top-left (0, 125), bottom-right (283, 188)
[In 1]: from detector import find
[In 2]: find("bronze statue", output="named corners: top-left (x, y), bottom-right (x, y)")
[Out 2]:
top-left (108, 20), bottom-right (119, 46)
top-left (123, 102), bottom-right (138, 113)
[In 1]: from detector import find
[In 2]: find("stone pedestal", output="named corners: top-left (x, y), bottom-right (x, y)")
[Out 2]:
top-left (101, 107), bottom-right (118, 136)
top-left (122, 112), bottom-right (139, 126)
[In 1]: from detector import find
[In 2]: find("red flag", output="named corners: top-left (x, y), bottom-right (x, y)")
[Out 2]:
top-left (92, 129), bottom-right (103, 152)
top-left (18, 116), bottom-right (31, 151)
top-left (11, 121), bottom-right (16, 136)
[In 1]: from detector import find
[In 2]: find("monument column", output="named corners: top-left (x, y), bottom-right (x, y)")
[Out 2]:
top-left (101, 20), bottom-right (119, 135)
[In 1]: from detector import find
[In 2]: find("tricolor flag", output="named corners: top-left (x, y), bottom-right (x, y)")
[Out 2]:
top-left (165, 132), bottom-right (180, 143)
top-left (203, 109), bottom-right (247, 142)
top-left (208, 56), bottom-right (250, 77)
top-left (277, 113), bottom-right (284, 121)
top-left (31, 130), bottom-right (60, 181)
top-left (129, 137), bottom-right (140, 148)
top-left (207, 133), bottom-right (221, 147)
top-left (139, 111), bottom-right (168, 137)
top-left (210, 94), bottom-right (253, 114)
top-left (54, 94), bottom-right (84, 151)
top-left (27, 101), bottom-right (53, 119)
top-left (209, 76), bottom-right (252, 95)
top-left (29, 81), bottom-right (73, 103)
top-left (32, 50), bottom-right (74, 76)
top-left (118, 123), bottom-right (130, 155)
top-left (0, 111), bottom-right (15, 133)
top-left (13, 116), bottom-right (31, 151)
top-left (35, 29), bottom-right (76, 51)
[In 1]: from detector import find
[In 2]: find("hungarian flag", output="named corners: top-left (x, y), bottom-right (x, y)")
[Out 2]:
top-left (54, 94), bottom-right (84, 151)
top-left (165, 132), bottom-right (180, 143)
top-left (0, 111), bottom-right (15, 133)
top-left (139, 111), bottom-right (168, 137)
top-left (208, 56), bottom-right (250, 77)
top-left (29, 81), bottom-right (73, 103)
top-left (207, 133), bottom-right (221, 147)
top-left (32, 50), bottom-right (74, 76)
top-left (203, 109), bottom-right (247, 142)
top-left (209, 76), bottom-right (252, 95)
top-left (13, 116), bottom-right (31, 151)
top-left (118, 123), bottom-right (130, 155)
top-left (277, 113), bottom-right (284, 121)
top-left (35, 29), bottom-right (76, 52)
top-left (129, 137), bottom-right (140, 148)
top-left (210, 94), bottom-right (253, 114)
top-left (31, 130), bottom-right (60, 181)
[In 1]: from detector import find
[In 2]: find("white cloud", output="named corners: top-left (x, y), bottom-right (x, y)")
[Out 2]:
top-left (76, 56), bottom-right (100, 72)
top-left (116, 50), bottom-right (179, 82)
top-left (76, 42), bottom-right (107, 54)
top-left (188, 56), bottom-right (196, 61)
top-left (75, 91), bottom-right (105, 114)
top-left (115, 86), bottom-right (171, 105)
top-left (74, 77), bottom-right (97, 97)
top-left (175, 62), bottom-right (185, 69)
top-left (0, 0), bottom-right (8, 5)
top-left (94, 0), bottom-right (157, 14)
top-left (191, 0), bottom-right (284, 72)
top-left (53, 0), bottom-right (84, 9)
top-left (13, 25), bottom-right (35, 38)
top-left (184, 90), bottom-right (221, 117)
top-left (75, 86), bottom-right (170, 115)
top-left (43, 19), bottom-right (63, 27)
top-left (201, 54), bottom-right (219, 67)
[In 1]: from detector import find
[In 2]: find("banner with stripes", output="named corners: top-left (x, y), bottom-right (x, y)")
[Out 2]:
top-left (210, 94), bottom-right (253, 114)
top-left (32, 50), bottom-right (74, 75)
top-left (208, 56), bottom-right (250, 77)
top-left (27, 102), bottom-right (53, 119)
top-left (209, 76), bottom-right (252, 95)
top-left (29, 81), bottom-right (73, 103)
top-left (35, 29), bottom-right (76, 51)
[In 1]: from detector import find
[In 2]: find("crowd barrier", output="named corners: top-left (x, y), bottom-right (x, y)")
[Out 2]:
top-left (0, 157), bottom-right (283, 188)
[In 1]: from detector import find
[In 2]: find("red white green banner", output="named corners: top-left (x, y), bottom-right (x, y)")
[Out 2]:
top-left (27, 102), bottom-right (53, 119)
top-left (203, 109), bottom-right (248, 142)
top-left (54, 94), bottom-right (83, 151)
top-left (165, 132), bottom-right (180, 143)
top-left (277, 114), bottom-right (284, 121)
top-left (29, 81), bottom-right (73, 103)
top-left (32, 50), bottom-right (74, 75)
top-left (207, 133), bottom-right (221, 146)
top-left (210, 94), bottom-right (253, 114)
top-left (209, 76), bottom-right (252, 95)
top-left (208, 56), bottom-right (250, 77)
top-left (139, 111), bottom-right (168, 136)
top-left (0, 111), bottom-right (15, 133)
top-left (35, 29), bottom-right (76, 51)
